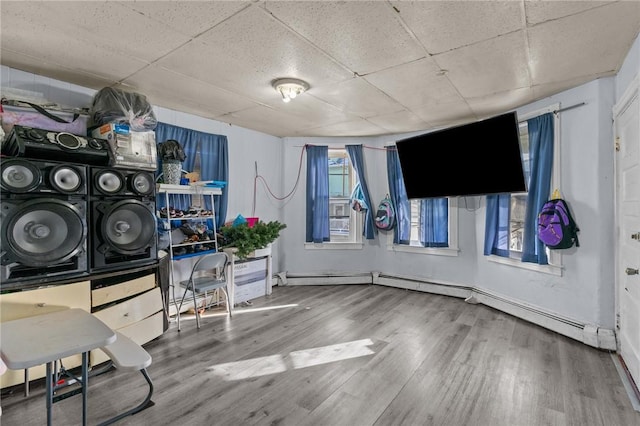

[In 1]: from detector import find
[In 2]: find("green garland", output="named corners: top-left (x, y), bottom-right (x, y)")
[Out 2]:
top-left (218, 220), bottom-right (286, 259)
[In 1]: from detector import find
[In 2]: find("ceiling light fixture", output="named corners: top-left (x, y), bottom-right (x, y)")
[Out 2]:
top-left (272, 78), bottom-right (310, 103)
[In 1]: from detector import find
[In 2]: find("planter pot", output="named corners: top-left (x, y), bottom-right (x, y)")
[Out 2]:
top-left (162, 161), bottom-right (182, 185)
top-left (249, 244), bottom-right (272, 258)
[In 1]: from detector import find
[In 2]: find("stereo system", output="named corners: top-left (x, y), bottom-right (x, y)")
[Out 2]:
top-left (1, 127), bottom-right (159, 289)
top-left (2, 125), bottom-right (111, 166)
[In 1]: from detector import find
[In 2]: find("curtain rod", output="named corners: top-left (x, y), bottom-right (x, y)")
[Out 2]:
top-left (554, 102), bottom-right (586, 114)
top-left (519, 102), bottom-right (586, 123)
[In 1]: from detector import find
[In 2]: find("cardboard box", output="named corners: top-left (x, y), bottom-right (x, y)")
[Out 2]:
top-left (233, 257), bottom-right (268, 304)
top-left (91, 123), bottom-right (157, 171)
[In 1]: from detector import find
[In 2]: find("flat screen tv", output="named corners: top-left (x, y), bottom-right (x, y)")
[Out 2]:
top-left (395, 111), bottom-right (526, 199)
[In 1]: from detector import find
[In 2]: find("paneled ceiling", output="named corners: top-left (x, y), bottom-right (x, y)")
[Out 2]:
top-left (1, 1), bottom-right (639, 138)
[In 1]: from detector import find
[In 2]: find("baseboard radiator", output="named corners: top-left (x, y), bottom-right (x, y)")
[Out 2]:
top-left (276, 271), bottom-right (616, 350)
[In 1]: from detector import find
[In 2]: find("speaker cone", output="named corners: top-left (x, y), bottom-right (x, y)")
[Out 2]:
top-left (2, 198), bottom-right (85, 267)
top-left (50, 165), bottom-right (82, 193)
top-left (1, 159), bottom-right (41, 192)
top-left (96, 170), bottom-right (124, 195)
top-left (101, 200), bottom-right (155, 254)
top-left (56, 132), bottom-right (82, 149)
top-left (130, 172), bottom-right (154, 196)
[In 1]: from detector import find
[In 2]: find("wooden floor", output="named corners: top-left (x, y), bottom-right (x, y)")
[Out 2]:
top-left (2, 284), bottom-right (639, 426)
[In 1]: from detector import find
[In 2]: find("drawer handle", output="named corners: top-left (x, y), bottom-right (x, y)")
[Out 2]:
top-left (124, 313), bottom-right (129, 317)
top-left (36, 303), bottom-right (46, 307)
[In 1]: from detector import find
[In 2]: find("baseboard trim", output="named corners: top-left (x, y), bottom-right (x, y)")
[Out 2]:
top-left (277, 271), bottom-right (616, 350)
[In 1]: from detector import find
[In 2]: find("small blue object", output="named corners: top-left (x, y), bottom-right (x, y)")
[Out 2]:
top-left (205, 181), bottom-right (227, 188)
top-left (232, 214), bottom-right (247, 227)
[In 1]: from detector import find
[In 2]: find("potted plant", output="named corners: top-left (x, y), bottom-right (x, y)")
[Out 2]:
top-left (158, 139), bottom-right (186, 185)
top-left (218, 220), bottom-right (286, 259)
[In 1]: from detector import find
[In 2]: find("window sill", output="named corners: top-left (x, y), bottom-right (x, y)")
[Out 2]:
top-left (487, 255), bottom-right (563, 276)
top-left (388, 244), bottom-right (459, 257)
top-left (305, 242), bottom-right (364, 250)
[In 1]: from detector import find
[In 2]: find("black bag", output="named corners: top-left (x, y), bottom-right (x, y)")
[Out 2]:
top-left (90, 87), bottom-right (157, 131)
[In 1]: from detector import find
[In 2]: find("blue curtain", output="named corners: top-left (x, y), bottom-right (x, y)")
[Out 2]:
top-left (387, 148), bottom-right (410, 244)
top-left (306, 145), bottom-right (330, 243)
top-left (420, 198), bottom-right (448, 247)
top-left (483, 112), bottom-right (554, 262)
top-left (346, 145), bottom-right (376, 239)
top-left (483, 194), bottom-right (511, 256)
top-left (155, 122), bottom-right (228, 230)
top-left (521, 113), bottom-right (554, 264)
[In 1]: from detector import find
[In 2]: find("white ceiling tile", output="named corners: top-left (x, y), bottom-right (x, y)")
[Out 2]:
top-left (221, 105), bottom-right (320, 138)
top-left (156, 7), bottom-right (353, 104)
top-left (363, 57), bottom-right (462, 109)
top-left (532, 75), bottom-right (601, 101)
top-left (411, 100), bottom-right (476, 128)
top-left (267, 95), bottom-right (362, 126)
top-left (122, 1), bottom-right (252, 38)
top-left (264, 1), bottom-right (425, 74)
top-left (366, 110), bottom-right (431, 135)
top-left (524, 0), bottom-right (615, 25)
top-left (309, 77), bottom-right (406, 118)
top-left (1, 1), bottom-right (191, 64)
top-left (0, 49), bottom-right (118, 97)
top-left (466, 87), bottom-right (536, 119)
top-left (434, 31), bottom-right (530, 98)
top-left (393, 0), bottom-right (523, 54)
top-left (0, 47), bottom-right (144, 93)
top-left (122, 65), bottom-right (260, 117)
top-left (528, 1), bottom-right (640, 86)
top-left (300, 119), bottom-right (389, 137)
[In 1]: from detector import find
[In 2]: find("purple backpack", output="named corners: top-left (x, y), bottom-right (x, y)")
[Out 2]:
top-left (537, 198), bottom-right (579, 249)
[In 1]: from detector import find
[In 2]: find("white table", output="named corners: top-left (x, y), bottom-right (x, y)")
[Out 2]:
top-left (0, 308), bottom-right (116, 426)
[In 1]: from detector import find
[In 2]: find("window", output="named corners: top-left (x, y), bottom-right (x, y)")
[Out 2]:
top-left (386, 146), bottom-right (458, 255)
top-left (509, 123), bottom-right (529, 254)
top-left (487, 104), bottom-right (561, 273)
top-left (394, 198), bottom-right (458, 254)
top-left (328, 149), bottom-right (360, 243)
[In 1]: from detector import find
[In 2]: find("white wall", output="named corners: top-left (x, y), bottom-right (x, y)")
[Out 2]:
top-left (474, 78), bottom-right (616, 328)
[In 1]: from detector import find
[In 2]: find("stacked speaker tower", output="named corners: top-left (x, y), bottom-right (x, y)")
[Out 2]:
top-left (89, 167), bottom-right (157, 272)
top-left (1, 158), bottom-right (89, 286)
top-left (1, 125), bottom-right (158, 289)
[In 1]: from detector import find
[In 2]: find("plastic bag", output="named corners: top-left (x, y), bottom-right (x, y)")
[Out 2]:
top-left (90, 87), bottom-right (157, 131)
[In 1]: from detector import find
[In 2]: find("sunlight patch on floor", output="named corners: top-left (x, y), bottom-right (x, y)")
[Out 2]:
top-left (290, 338), bottom-right (374, 369)
top-left (207, 355), bottom-right (287, 380)
top-left (207, 338), bottom-right (376, 381)
top-left (178, 303), bottom-right (300, 321)
top-left (231, 303), bottom-right (300, 314)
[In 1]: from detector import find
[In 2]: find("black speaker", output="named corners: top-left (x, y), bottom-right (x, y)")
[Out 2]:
top-left (90, 198), bottom-right (157, 272)
top-left (2, 125), bottom-right (111, 166)
top-left (0, 158), bottom-right (89, 288)
top-left (90, 167), bottom-right (154, 198)
top-left (1, 197), bottom-right (89, 288)
top-left (1, 158), bottom-right (87, 195)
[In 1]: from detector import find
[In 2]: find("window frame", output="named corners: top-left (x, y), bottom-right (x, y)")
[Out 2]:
top-left (386, 197), bottom-right (459, 257)
top-left (305, 147), bottom-right (364, 250)
top-left (487, 103), bottom-right (563, 275)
